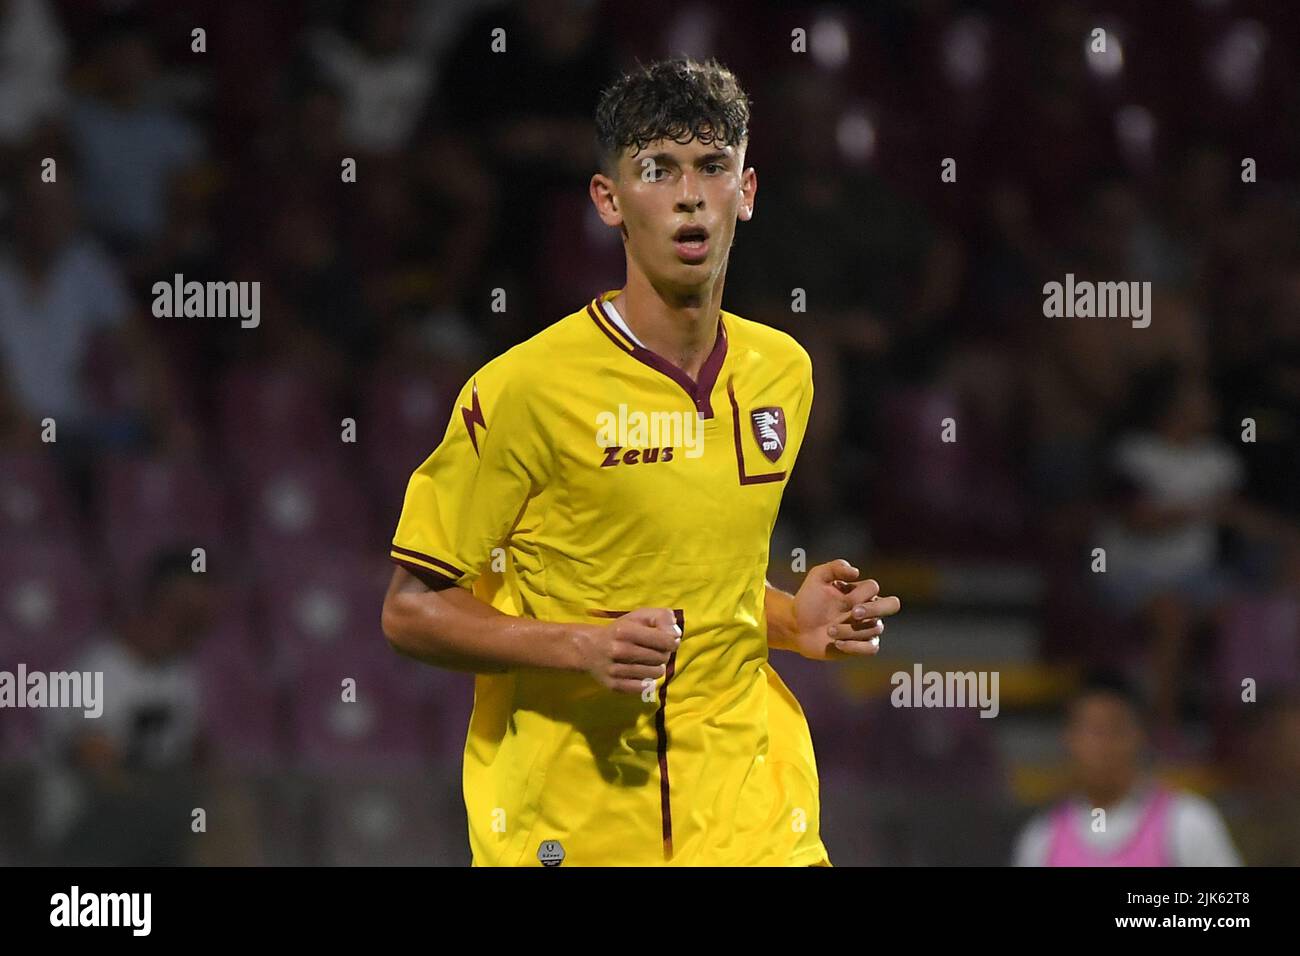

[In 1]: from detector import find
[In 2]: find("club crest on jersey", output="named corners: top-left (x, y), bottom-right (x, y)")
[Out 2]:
top-left (750, 407), bottom-right (786, 462)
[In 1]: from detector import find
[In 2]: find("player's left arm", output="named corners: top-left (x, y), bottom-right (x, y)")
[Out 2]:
top-left (764, 560), bottom-right (900, 660)
top-left (763, 347), bottom-right (900, 658)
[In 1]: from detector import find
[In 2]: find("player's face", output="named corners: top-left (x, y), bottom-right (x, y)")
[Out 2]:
top-left (1065, 695), bottom-right (1142, 794)
top-left (597, 135), bottom-right (756, 292)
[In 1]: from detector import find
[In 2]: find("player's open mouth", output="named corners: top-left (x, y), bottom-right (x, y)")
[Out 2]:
top-left (672, 224), bottom-right (710, 263)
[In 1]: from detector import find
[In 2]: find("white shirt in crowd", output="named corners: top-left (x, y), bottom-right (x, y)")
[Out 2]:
top-left (1097, 433), bottom-right (1245, 579)
top-left (37, 636), bottom-right (200, 843)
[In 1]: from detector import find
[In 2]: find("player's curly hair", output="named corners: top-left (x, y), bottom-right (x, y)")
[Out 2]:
top-left (594, 56), bottom-right (750, 177)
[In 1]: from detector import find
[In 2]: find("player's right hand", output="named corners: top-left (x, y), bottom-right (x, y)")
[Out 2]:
top-left (577, 607), bottom-right (681, 695)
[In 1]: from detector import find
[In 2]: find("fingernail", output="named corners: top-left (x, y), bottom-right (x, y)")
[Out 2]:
top-left (673, 623), bottom-right (682, 637)
top-left (828, 626), bottom-right (838, 637)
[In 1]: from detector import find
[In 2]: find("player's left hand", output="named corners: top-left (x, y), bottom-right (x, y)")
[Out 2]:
top-left (791, 559), bottom-right (901, 661)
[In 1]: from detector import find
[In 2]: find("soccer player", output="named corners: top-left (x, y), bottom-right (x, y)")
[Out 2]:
top-left (381, 57), bottom-right (901, 866)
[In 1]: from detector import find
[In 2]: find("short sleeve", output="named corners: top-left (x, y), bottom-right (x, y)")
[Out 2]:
top-left (1011, 814), bottom-right (1053, 866)
top-left (1170, 794), bottom-right (1242, 866)
top-left (389, 361), bottom-right (550, 589)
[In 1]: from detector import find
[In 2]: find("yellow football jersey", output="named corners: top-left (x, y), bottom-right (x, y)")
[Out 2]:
top-left (390, 288), bottom-right (830, 866)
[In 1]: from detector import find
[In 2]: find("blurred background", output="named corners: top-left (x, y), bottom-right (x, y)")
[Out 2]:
top-left (1, 0), bottom-right (1299, 865)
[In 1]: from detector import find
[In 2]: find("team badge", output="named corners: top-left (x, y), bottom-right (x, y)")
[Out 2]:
top-left (750, 407), bottom-right (786, 463)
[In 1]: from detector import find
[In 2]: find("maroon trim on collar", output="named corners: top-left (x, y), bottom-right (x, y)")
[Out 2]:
top-left (590, 294), bottom-right (727, 420)
top-left (586, 300), bottom-right (634, 354)
top-left (728, 378), bottom-right (787, 485)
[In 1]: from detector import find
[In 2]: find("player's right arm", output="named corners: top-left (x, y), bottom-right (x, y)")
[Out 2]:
top-left (382, 567), bottom-right (680, 694)
top-left (380, 361), bottom-right (678, 693)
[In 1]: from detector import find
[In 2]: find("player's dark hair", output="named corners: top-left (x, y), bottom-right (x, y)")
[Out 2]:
top-left (594, 57), bottom-right (751, 177)
top-left (1068, 668), bottom-right (1148, 725)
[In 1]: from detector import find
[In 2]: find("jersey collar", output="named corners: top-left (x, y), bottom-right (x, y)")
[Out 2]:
top-left (586, 289), bottom-right (728, 419)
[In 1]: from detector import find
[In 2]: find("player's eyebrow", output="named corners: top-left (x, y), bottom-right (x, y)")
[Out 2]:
top-left (637, 150), bottom-right (733, 168)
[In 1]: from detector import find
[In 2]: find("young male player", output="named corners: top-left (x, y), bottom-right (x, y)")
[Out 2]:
top-left (381, 57), bottom-right (901, 866)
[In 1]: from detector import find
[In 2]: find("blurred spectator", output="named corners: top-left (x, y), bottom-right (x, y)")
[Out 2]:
top-left (1013, 671), bottom-right (1241, 866)
top-left (307, 0), bottom-right (436, 155)
top-left (66, 16), bottom-right (204, 258)
top-left (0, 174), bottom-right (194, 464)
top-left (35, 549), bottom-right (216, 865)
top-left (725, 71), bottom-right (961, 543)
top-left (438, 0), bottom-right (615, 302)
top-left (1094, 361), bottom-right (1300, 733)
top-left (0, 0), bottom-right (66, 147)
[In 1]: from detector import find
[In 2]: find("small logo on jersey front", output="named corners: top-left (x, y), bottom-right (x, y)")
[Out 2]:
top-left (751, 407), bottom-right (786, 462)
top-left (537, 839), bottom-right (565, 866)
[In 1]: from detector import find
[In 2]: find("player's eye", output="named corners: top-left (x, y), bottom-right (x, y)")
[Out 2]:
top-left (703, 163), bottom-right (724, 174)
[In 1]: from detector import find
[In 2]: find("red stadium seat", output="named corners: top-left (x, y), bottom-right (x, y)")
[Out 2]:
top-left (0, 451), bottom-right (79, 544)
top-left (95, 453), bottom-right (231, 601)
top-left (532, 192), bottom-right (625, 325)
top-left (217, 364), bottom-right (339, 475)
top-left (316, 769), bottom-right (463, 865)
top-left (288, 649), bottom-right (430, 769)
top-left (0, 541), bottom-right (104, 671)
top-left (360, 369), bottom-right (456, 518)
top-left (1212, 594), bottom-right (1300, 758)
top-left (859, 695), bottom-right (1006, 794)
top-left (238, 460), bottom-right (376, 565)
top-left (196, 618), bottom-right (280, 769)
top-left (255, 547), bottom-right (392, 674)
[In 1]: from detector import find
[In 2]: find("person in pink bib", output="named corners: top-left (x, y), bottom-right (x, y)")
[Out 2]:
top-left (1014, 671), bottom-right (1240, 866)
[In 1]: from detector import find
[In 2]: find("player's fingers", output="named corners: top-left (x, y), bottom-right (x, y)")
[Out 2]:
top-left (843, 579), bottom-right (882, 605)
top-left (624, 607), bottom-right (679, 633)
top-left (609, 662), bottom-right (668, 681)
top-left (830, 635), bottom-right (882, 656)
top-left (624, 624), bottom-right (686, 655)
top-left (812, 559), bottom-right (860, 587)
top-left (829, 618), bottom-right (884, 639)
top-left (843, 595), bottom-right (900, 621)
top-left (612, 637), bottom-right (673, 665)
top-left (611, 677), bottom-right (651, 696)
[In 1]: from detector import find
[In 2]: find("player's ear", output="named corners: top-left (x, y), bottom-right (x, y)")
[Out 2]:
top-left (738, 166), bottom-right (757, 221)
top-left (589, 173), bottom-right (623, 228)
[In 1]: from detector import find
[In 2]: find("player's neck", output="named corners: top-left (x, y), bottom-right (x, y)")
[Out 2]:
top-left (616, 273), bottom-right (723, 383)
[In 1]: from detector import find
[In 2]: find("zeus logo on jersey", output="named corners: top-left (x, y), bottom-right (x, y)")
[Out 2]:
top-left (600, 445), bottom-right (675, 467)
top-left (594, 404), bottom-right (704, 459)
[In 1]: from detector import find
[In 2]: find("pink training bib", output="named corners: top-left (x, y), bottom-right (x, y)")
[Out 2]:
top-left (1045, 787), bottom-right (1174, 867)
